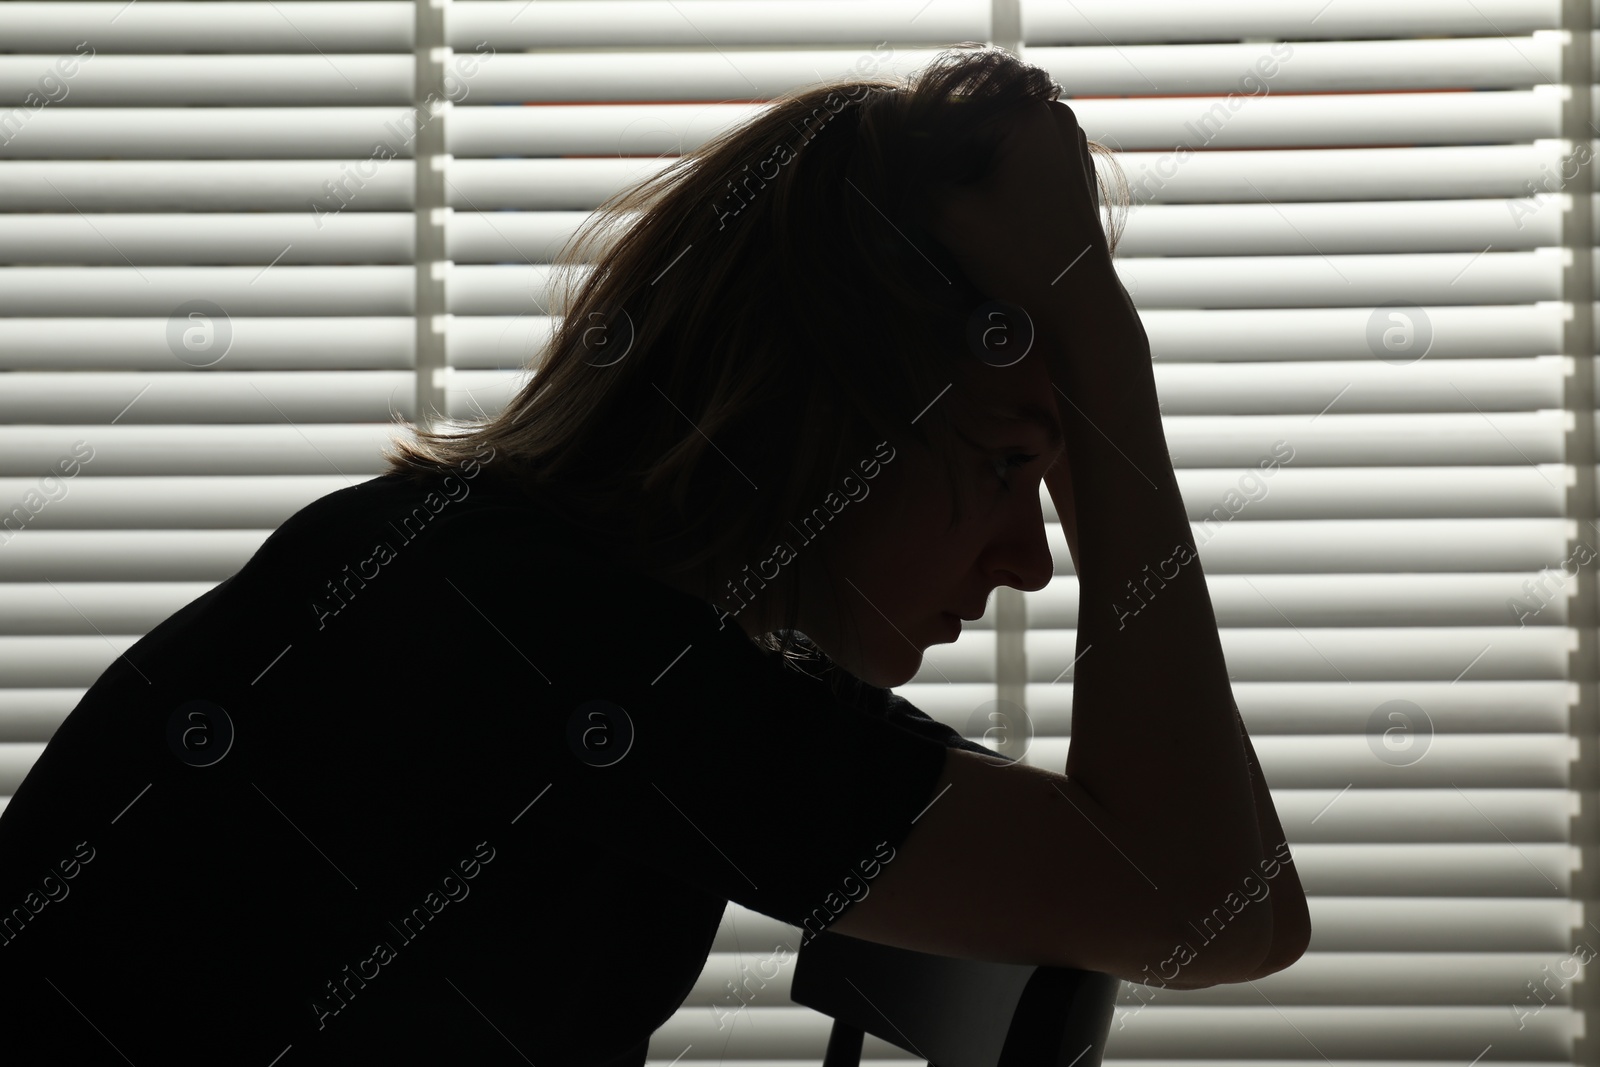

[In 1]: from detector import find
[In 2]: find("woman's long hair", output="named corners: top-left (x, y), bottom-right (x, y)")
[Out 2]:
top-left (380, 44), bottom-right (1129, 668)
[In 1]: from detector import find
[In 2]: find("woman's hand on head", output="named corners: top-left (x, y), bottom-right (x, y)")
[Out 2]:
top-left (925, 100), bottom-right (1112, 310)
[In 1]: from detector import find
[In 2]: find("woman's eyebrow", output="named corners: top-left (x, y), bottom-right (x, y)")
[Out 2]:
top-left (979, 404), bottom-right (1064, 450)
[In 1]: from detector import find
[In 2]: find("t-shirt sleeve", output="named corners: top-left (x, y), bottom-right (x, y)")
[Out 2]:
top-left (413, 505), bottom-right (959, 936)
top-left (754, 631), bottom-right (1015, 762)
top-left (880, 691), bottom-right (1018, 761)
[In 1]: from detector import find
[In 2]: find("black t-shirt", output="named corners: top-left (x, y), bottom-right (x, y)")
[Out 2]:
top-left (0, 468), bottom-right (1000, 1065)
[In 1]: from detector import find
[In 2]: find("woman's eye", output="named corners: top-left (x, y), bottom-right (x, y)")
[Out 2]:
top-left (992, 453), bottom-right (1039, 491)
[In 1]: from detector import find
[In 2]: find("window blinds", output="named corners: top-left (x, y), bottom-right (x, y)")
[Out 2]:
top-left (0, 0), bottom-right (424, 808)
top-left (1013, 1), bottom-right (1585, 1065)
top-left (0, 1), bottom-right (1587, 1065)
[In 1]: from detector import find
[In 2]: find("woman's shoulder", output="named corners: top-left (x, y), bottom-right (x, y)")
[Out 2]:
top-left (348, 468), bottom-right (590, 550)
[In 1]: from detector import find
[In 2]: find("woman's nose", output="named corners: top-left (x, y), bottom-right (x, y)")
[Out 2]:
top-left (989, 497), bottom-right (1056, 593)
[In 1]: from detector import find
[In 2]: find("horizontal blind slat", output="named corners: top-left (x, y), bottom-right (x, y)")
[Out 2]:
top-left (0, 214), bottom-right (414, 265)
top-left (0, 477), bottom-right (353, 529)
top-left (0, 56), bottom-right (414, 105)
top-left (0, 318), bottom-right (414, 370)
top-left (0, 114), bottom-right (429, 162)
top-left (0, 266), bottom-right (413, 315)
top-left (0, 2), bottom-right (413, 52)
top-left (645, 1003), bottom-right (1569, 1060)
top-left (710, 891), bottom-right (1577, 951)
top-left (0, 372), bottom-right (413, 422)
top-left (1151, 357), bottom-right (1566, 414)
top-left (930, 679), bottom-right (1573, 734)
top-left (686, 949), bottom-right (1587, 1006)
top-left (1020, 0), bottom-right (1558, 42)
top-left (449, 0), bottom-right (987, 49)
top-left (1119, 200), bottom-right (1563, 255)
top-left (1023, 37), bottom-right (1560, 93)
top-left (1161, 413), bottom-right (1566, 467)
top-left (1022, 736), bottom-right (1570, 787)
top-left (0, 583), bottom-right (225, 633)
top-left (0, 427), bottom-right (398, 475)
top-left (1141, 305), bottom-right (1561, 362)
top-left (1028, 628), bottom-right (1576, 680)
top-left (1031, 572), bottom-right (1578, 626)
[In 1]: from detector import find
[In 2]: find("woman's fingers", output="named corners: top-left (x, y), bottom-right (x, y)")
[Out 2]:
top-left (1048, 100), bottom-right (1098, 213)
top-left (923, 98), bottom-right (1111, 308)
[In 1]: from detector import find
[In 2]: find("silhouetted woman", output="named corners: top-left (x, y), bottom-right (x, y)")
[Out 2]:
top-left (0, 45), bottom-right (1307, 1066)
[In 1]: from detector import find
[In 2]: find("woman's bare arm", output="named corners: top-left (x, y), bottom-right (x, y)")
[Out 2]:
top-left (924, 97), bottom-right (1304, 972)
top-left (1029, 265), bottom-right (1279, 933)
top-left (1044, 396), bottom-right (1309, 981)
top-left (819, 274), bottom-right (1286, 985)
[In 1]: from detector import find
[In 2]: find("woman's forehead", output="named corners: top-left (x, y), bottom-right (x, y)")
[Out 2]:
top-left (946, 372), bottom-right (1062, 439)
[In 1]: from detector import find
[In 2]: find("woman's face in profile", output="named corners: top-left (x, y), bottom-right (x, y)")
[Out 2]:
top-left (796, 350), bottom-right (1066, 688)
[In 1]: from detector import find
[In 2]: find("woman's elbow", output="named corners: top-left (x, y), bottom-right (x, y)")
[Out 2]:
top-left (1244, 906), bottom-right (1312, 981)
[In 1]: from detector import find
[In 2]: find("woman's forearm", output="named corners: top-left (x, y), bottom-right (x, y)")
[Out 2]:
top-left (1041, 339), bottom-right (1307, 979)
top-left (1047, 375), bottom-right (1308, 972)
top-left (1030, 270), bottom-right (1269, 948)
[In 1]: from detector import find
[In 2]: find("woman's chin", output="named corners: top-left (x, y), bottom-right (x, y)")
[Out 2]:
top-left (857, 651), bottom-right (924, 690)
